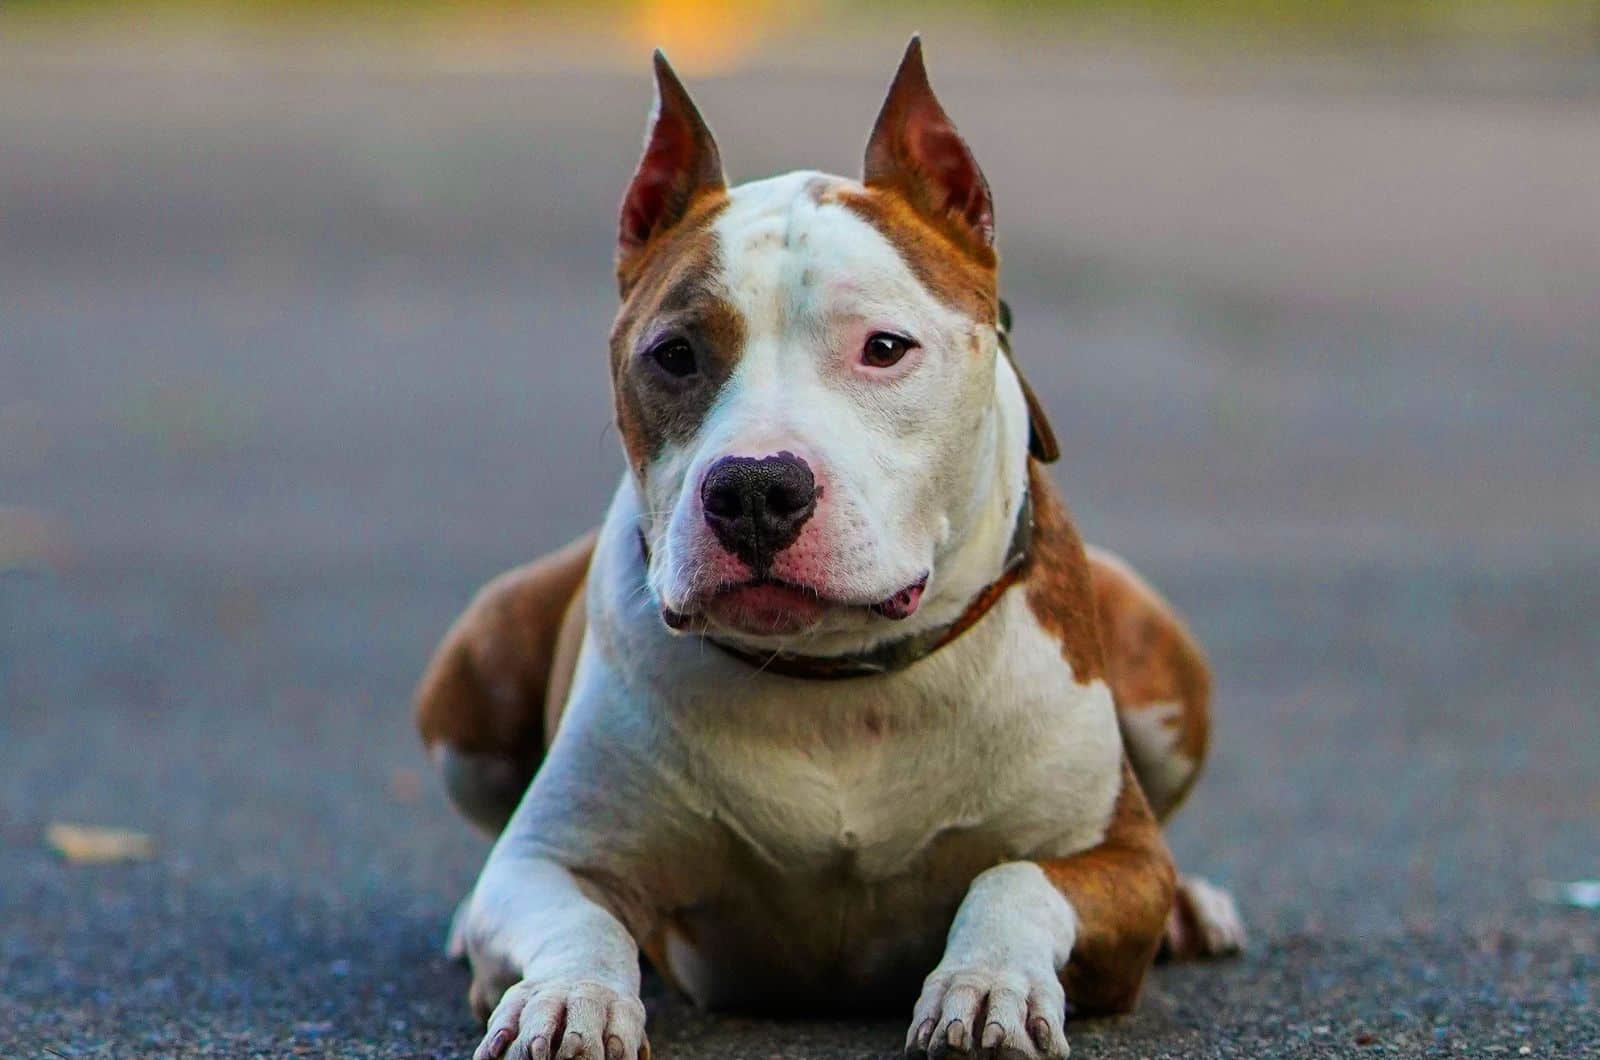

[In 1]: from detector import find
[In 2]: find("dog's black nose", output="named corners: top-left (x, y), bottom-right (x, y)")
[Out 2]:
top-left (701, 452), bottom-right (818, 571)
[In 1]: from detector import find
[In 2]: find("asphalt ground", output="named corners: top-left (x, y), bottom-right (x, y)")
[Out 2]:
top-left (2, 38), bottom-right (1597, 1058)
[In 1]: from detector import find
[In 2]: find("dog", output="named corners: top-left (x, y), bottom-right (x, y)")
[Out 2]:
top-left (414, 38), bottom-right (1243, 1060)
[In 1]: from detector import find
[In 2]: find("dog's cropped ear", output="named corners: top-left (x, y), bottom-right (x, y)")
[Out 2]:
top-left (863, 36), bottom-right (994, 253)
top-left (617, 51), bottom-right (726, 289)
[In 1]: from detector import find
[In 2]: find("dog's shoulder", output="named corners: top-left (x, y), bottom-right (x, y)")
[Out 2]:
top-left (1019, 463), bottom-right (1106, 686)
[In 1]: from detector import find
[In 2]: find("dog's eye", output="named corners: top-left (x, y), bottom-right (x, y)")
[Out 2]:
top-left (647, 337), bottom-right (697, 378)
top-left (862, 332), bottom-right (916, 369)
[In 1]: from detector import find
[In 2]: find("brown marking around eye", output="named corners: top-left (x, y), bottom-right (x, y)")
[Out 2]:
top-left (824, 183), bottom-right (998, 327)
top-left (609, 193), bottom-right (745, 474)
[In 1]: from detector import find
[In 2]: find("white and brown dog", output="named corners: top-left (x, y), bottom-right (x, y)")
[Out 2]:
top-left (415, 38), bottom-right (1243, 1060)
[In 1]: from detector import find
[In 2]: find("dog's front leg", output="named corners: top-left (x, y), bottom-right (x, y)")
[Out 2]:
top-left (463, 853), bottom-right (648, 1060)
top-left (907, 769), bottom-right (1174, 1059)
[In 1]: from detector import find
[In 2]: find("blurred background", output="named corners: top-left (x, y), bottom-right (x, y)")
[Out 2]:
top-left (2, 2), bottom-right (1597, 1057)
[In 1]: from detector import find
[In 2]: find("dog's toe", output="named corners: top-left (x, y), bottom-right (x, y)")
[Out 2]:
top-left (907, 964), bottom-right (1067, 1059)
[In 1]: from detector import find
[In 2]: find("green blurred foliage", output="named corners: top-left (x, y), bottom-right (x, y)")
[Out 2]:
top-left (944, 0), bottom-right (1599, 46)
top-left (6, 0), bottom-right (1596, 49)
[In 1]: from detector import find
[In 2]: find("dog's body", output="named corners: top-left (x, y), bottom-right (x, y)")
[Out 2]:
top-left (416, 41), bottom-right (1241, 1060)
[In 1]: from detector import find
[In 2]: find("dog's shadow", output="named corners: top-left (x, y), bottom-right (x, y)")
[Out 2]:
top-left (639, 972), bottom-right (906, 1059)
top-left (636, 970), bottom-right (1180, 1060)
top-left (635, 968), bottom-right (1186, 1060)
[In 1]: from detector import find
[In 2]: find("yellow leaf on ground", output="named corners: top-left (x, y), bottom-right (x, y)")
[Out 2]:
top-left (46, 822), bottom-right (155, 864)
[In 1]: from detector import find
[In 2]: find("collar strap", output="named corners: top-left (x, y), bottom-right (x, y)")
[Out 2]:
top-left (998, 299), bottom-right (1059, 464)
top-left (704, 486), bottom-right (1034, 680)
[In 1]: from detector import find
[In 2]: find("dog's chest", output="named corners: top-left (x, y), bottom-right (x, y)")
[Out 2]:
top-left (656, 595), bottom-right (1123, 1004)
top-left (698, 705), bottom-right (1098, 877)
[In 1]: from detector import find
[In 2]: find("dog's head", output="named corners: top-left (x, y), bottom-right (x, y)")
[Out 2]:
top-left (611, 39), bottom-right (1021, 652)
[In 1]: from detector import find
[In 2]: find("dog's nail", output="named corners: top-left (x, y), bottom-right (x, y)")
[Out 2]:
top-left (946, 1019), bottom-right (967, 1049)
top-left (913, 1018), bottom-right (935, 1049)
top-left (1028, 1016), bottom-right (1051, 1047)
top-left (982, 1022), bottom-right (1004, 1049)
top-left (605, 1033), bottom-right (626, 1060)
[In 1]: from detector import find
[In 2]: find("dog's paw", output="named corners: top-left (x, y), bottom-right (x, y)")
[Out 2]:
top-left (1163, 874), bottom-right (1246, 960)
top-left (904, 960), bottom-right (1069, 1059)
top-left (474, 978), bottom-right (648, 1060)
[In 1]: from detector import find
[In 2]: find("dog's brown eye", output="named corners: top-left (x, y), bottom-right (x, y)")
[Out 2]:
top-left (862, 332), bottom-right (916, 368)
top-left (648, 337), bottom-right (697, 378)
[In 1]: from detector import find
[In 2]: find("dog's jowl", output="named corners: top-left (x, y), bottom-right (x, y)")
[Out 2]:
top-left (414, 37), bottom-right (1243, 1060)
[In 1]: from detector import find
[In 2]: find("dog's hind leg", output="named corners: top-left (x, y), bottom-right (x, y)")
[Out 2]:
top-left (414, 531), bottom-right (594, 836)
top-left (1086, 545), bottom-right (1210, 822)
top-left (1086, 545), bottom-right (1244, 959)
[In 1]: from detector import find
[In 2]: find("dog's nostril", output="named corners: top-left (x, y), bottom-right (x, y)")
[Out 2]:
top-left (703, 483), bottom-right (744, 520)
top-left (766, 483), bottom-right (804, 517)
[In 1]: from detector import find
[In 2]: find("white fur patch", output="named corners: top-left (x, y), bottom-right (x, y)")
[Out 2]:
top-left (1119, 699), bottom-right (1197, 811)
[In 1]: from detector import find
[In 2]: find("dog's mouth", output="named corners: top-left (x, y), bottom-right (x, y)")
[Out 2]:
top-left (663, 574), bottom-right (928, 638)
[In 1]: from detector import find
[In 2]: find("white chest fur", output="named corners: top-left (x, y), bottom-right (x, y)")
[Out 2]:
top-left (664, 590), bottom-right (1121, 880)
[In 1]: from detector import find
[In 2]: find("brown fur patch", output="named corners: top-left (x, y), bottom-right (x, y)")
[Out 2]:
top-left (413, 532), bottom-right (594, 764)
top-left (616, 186), bottom-right (726, 300)
top-left (1021, 464), bottom-right (1104, 683)
top-left (826, 184), bottom-right (998, 327)
top-left (610, 193), bottom-right (747, 475)
top-left (861, 37), bottom-right (998, 262)
top-left (1037, 760), bottom-right (1176, 1016)
top-left (1087, 545), bottom-right (1211, 818)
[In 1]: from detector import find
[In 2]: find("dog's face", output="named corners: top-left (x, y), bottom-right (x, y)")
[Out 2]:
top-left (611, 42), bottom-right (1006, 648)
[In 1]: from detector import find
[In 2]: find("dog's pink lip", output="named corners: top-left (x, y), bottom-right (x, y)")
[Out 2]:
top-left (701, 580), bottom-right (827, 636)
top-left (869, 574), bottom-right (927, 620)
top-left (662, 573), bottom-right (930, 635)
